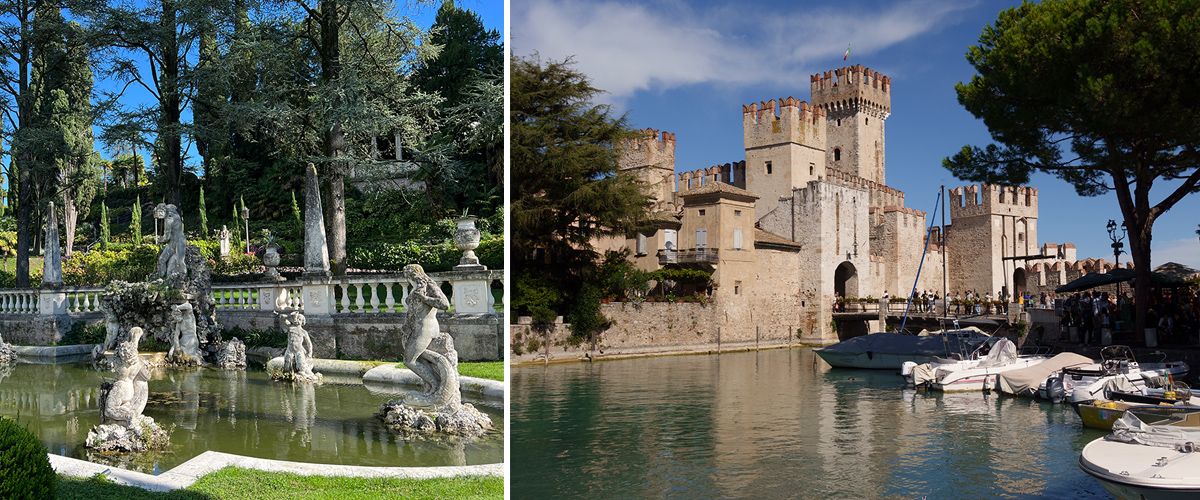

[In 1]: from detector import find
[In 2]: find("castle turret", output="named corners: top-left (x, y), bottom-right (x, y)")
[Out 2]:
top-left (811, 65), bottom-right (891, 185)
top-left (741, 97), bottom-right (827, 217)
top-left (620, 128), bottom-right (678, 210)
top-left (946, 183), bottom-right (1040, 297)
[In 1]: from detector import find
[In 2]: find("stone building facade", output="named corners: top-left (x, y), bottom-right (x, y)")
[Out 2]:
top-left (607, 64), bottom-right (1096, 345)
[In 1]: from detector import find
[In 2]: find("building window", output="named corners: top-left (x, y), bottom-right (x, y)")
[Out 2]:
top-left (734, 280), bottom-right (742, 295)
top-left (837, 118), bottom-right (841, 126)
top-left (636, 233), bottom-right (647, 255)
top-left (810, 164), bottom-right (814, 175)
top-left (698, 209), bottom-right (706, 216)
top-left (834, 148), bottom-right (841, 161)
top-left (734, 210), bottom-right (741, 217)
top-left (765, 161), bottom-right (773, 175)
top-left (733, 229), bottom-right (743, 250)
top-left (696, 229), bottom-right (707, 248)
top-left (865, 117), bottom-right (869, 125)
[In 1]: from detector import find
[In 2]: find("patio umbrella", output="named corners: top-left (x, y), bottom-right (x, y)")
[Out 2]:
top-left (1055, 268), bottom-right (1135, 293)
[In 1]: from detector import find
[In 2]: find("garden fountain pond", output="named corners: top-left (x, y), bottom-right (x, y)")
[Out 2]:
top-left (0, 357), bottom-right (503, 474)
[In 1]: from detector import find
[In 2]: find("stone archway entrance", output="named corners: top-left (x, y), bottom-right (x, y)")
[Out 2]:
top-left (835, 261), bottom-right (859, 299)
top-left (1013, 268), bottom-right (1027, 298)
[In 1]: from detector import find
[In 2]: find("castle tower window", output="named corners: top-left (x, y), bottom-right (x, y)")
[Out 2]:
top-left (810, 164), bottom-right (815, 176)
top-left (733, 229), bottom-right (743, 250)
top-left (698, 209), bottom-right (706, 216)
top-left (734, 210), bottom-right (742, 217)
top-left (734, 281), bottom-right (741, 295)
top-left (765, 161), bottom-right (773, 175)
top-left (837, 118), bottom-right (842, 126)
top-left (834, 148), bottom-right (842, 161)
top-left (865, 117), bottom-right (869, 125)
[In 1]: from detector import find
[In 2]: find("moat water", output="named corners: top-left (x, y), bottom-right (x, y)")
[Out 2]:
top-left (0, 359), bottom-right (503, 474)
top-left (511, 348), bottom-right (1112, 499)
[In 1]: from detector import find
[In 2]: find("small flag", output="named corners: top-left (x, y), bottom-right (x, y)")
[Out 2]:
top-left (844, 44), bottom-right (850, 61)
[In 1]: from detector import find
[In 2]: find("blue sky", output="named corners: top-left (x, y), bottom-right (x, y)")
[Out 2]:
top-left (510, 0), bottom-right (1200, 271)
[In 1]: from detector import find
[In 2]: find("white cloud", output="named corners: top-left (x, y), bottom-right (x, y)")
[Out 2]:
top-left (512, 0), bottom-right (979, 104)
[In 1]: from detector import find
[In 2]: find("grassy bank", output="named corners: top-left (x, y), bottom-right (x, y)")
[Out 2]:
top-left (57, 468), bottom-right (502, 500)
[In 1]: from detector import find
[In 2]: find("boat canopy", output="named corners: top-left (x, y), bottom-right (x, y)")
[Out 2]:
top-left (1110, 407), bottom-right (1200, 450)
top-left (995, 352), bottom-right (1093, 396)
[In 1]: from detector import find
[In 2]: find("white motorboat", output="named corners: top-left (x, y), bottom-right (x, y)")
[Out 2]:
top-left (903, 338), bottom-right (1052, 392)
top-left (1041, 346), bottom-right (1189, 404)
top-left (994, 352), bottom-right (1094, 398)
top-left (1079, 406), bottom-right (1200, 500)
top-left (814, 328), bottom-right (991, 370)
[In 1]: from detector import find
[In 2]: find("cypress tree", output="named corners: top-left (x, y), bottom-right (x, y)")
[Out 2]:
top-left (131, 195), bottom-right (142, 244)
top-left (291, 191), bottom-right (303, 240)
top-left (199, 186), bottom-right (209, 236)
top-left (100, 202), bottom-right (109, 250)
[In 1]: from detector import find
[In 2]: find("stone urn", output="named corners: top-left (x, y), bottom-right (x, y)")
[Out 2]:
top-left (263, 246), bottom-right (283, 282)
top-left (454, 216), bottom-right (482, 269)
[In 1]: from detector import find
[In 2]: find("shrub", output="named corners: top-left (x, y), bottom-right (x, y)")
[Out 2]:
top-left (61, 245), bottom-right (158, 286)
top-left (213, 252), bottom-right (261, 276)
top-left (223, 326), bottom-right (288, 349)
top-left (62, 321), bottom-right (106, 345)
top-left (0, 417), bottom-right (56, 499)
top-left (476, 236), bottom-right (503, 270)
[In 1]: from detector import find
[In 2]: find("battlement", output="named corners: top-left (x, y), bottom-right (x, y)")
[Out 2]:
top-left (824, 168), bottom-right (904, 209)
top-left (811, 65), bottom-right (891, 113)
top-left (948, 183), bottom-right (1039, 219)
top-left (620, 127), bottom-right (676, 172)
top-left (676, 161), bottom-right (745, 192)
top-left (742, 97), bottom-right (826, 150)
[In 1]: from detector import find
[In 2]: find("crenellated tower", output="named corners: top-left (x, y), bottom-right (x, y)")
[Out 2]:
top-left (946, 183), bottom-right (1040, 297)
top-left (811, 65), bottom-right (891, 186)
top-left (620, 128), bottom-right (678, 211)
top-left (741, 97), bottom-right (827, 217)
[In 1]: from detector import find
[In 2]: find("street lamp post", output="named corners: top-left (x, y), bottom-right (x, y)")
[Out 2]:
top-left (1107, 219), bottom-right (1127, 307)
top-left (242, 206), bottom-right (252, 252)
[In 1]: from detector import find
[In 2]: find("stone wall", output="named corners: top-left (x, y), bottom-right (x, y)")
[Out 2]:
top-left (510, 300), bottom-right (800, 364)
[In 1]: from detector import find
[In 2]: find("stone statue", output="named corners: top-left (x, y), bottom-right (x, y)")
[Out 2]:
top-left (87, 327), bottom-right (170, 452)
top-left (154, 204), bottom-right (187, 279)
top-left (279, 310), bottom-right (320, 382)
top-left (399, 264), bottom-right (455, 407)
top-left (169, 303), bottom-right (202, 365)
top-left (214, 338), bottom-right (247, 369)
top-left (378, 265), bottom-right (491, 437)
top-left (0, 332), bottom-right (16, 364)
top-left (92, 301), bottom-right (122, 360)
top-left (218, 225), bottom-right (231, 258)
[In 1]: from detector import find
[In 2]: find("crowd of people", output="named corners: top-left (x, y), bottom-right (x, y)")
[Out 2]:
top-left (1060, 287), bottom-right (1200, 346)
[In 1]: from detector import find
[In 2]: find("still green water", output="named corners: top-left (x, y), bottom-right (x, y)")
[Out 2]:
top-left (0, 359), bottom-right (503, 474)
top-left (512, 348), bottom-right (1112, 499)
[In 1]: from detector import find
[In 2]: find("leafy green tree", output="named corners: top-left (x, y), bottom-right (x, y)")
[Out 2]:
top-left (511, 55), bottom-right (650, 336)
top-left (945, 0), bottom-right (1200, 337)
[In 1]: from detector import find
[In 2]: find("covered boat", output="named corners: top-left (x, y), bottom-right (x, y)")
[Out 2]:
top-left (1051, 346), bottom-right (1190, 404)
top-left (904, 338), bottom-right (1051, 392)
top-left (995, 352), bottom-right (1093, 397)
top-left (814, 328), bottom-right (990, 369)
top-left (1079, 406), bottom-right (1200, 499)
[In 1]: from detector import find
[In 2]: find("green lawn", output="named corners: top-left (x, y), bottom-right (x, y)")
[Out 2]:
top-left (56, 468), bottom-right (503, 500)
top-left (393, 361), bottom-right (503, 381)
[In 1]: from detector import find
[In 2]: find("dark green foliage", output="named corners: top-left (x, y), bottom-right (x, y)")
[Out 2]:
top-left (63, 321), bottom-right (106, 345)
top-left (347, 236), bottom-right (502, 272)
top-left (513, 269), bottom-right (562, 324)
top-left (290, 191), bottom-right (303, 241)
top-left (947, 0), bottom-right (1200, 334)
top-left (212, 253), bottom-right (261, 276)
top-left (649, 268), bottom-right (714, 287)
top-left (0, 266), bottom-right (43, 289)
top-left (511, 56), bottom-right (650, 325)
top-left (223, 326), bottom-right (287, 349)
top-left (599, 250), bottom-right (652, 299)
top-left (566, 282), bottom-right (605, 343)
top-left (0, 417), bottom-right (56, 499)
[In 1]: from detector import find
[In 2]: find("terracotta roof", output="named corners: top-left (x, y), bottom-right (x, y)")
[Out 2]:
top-left (679, 181), bottom-right (759, 199)
top-left (754, 229), bottom-right (802, 250)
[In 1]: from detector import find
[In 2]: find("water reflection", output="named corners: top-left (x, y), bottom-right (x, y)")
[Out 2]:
top-left (511, 349), bottom-right (1111, 499)
top-left (0, 361), bottom-right (502, 474)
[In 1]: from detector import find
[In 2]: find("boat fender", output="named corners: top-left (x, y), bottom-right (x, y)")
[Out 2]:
top-left (1045, 377), bottom-right (1065, 403)
top-left (901, 361), bottom-right (917, 376)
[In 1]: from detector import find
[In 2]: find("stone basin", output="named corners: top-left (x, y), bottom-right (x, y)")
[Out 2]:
top-left (0, 356), bottom-right (503, 475)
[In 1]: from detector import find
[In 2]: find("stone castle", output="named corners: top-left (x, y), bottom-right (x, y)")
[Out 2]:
top-left (598, 65), bottom-right (1110, 344)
